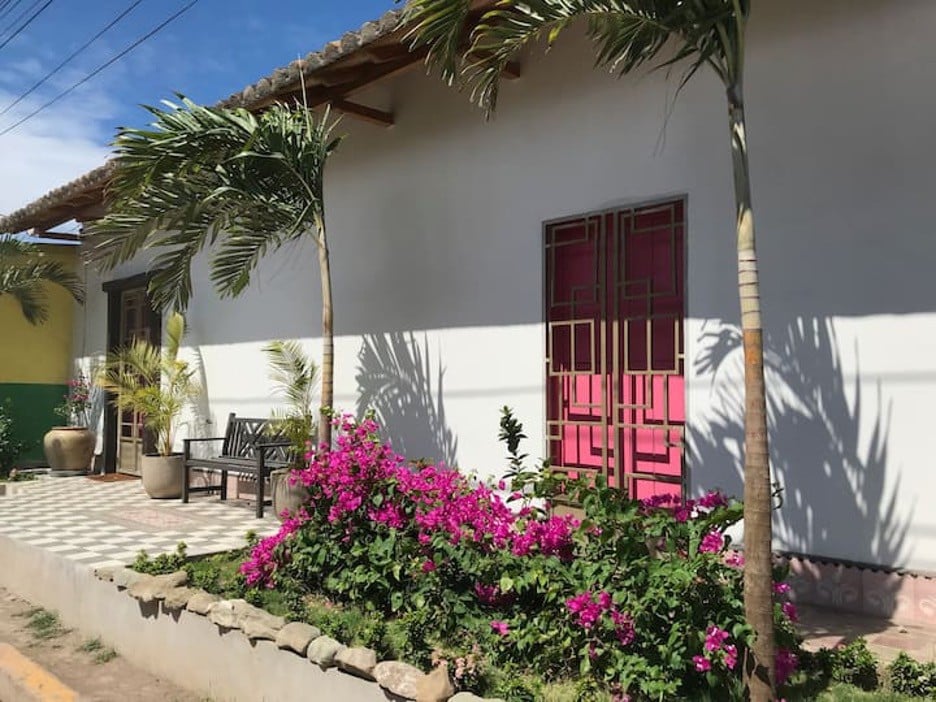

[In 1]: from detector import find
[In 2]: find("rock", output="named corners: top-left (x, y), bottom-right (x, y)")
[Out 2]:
top-left (335, 646), bottom-right (378, 680)
top-left (239, 605), bottom-right (286, 641)
top-left (207, 600), bottom-right (243, 629)
top-left (205, 599), bottom-right (285, 639)
top-left (275, 622), bottom-right (321, 655)
top-left (128, 571), bottom-right (189, 603)
top-left (450, 694), bottom-right (506, 702)
top-left (186, 591), bottom-right (220, 615)
top-left (307, 636), bottom-right (346, 668)
top-left (94, 566), bottom-right (117, 582)
top-left (374, 661), bottom-right (426, 699)
top-left (112, 567), bottom-right (144, 589)
top-left (162, 587), bottom-right (199, 612)
top-left (415, 663), bottom-right (455, 702)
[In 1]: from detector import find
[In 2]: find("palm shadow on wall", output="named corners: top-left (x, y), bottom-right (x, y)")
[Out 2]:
top-left (356, 332), bottom-right (458, 467)
top-left (689, 317), bottom-right (910, 604)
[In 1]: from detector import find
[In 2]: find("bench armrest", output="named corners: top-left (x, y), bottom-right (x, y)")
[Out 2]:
top-left (183, 437), bottom-right (226, 444)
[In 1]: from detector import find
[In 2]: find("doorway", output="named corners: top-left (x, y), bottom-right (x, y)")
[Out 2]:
top-left (544, 198), bottom-right (686, 500)
top-left (103, 274), bottom-right (161, 475)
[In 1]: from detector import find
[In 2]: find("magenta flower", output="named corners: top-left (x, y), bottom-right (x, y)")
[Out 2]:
top-left (782, 601), bottom-right (799, 622)
top-left (490, 620), bottom-right (509, 636)
top-left (724, 551), bottom-right (745, 568)
top-left (421, 560), bottom-right (437, 573)
top-left (774, 582), bottom-right (791, 596)
top-left (699, 530), bottom-right (725, 554)
top-left (693, 655), bottom-right (712, 672)
top-left (704, 625), bottom-right (730, 653)
top-left (723, 644), bottom-right (738, 670)
top-left (775, 648), bottom-right (799, 684)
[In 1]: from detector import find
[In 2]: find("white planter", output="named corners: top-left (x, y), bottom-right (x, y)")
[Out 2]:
top-left (141, 454), bottom-right (185, 499)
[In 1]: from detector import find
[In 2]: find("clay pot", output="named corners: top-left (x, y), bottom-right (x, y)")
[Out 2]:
top-left (43, 427), bottom-right (95, 477)
top-left (271, 468), bottom-right (308, 521)
top-left (141, 454), bottom-right (184, 499)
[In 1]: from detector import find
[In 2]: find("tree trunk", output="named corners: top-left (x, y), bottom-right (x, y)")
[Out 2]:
top-left (728, 82), bottom-right (776, 701)
top-left (317, 229), bottom-right (334, 448)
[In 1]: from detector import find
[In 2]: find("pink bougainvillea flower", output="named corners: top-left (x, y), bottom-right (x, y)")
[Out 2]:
top-left (723, 644), bottom-right (738, 670)
top-left (693, 655), bottom-right (712, 672)
top-left (699, 530), bottom-right (725, 554)
top-left (774, 582), bottom-right (792, 596)
top-left (775, 648), bottom-right (799, 684)
top-left (490, 620), bottom-right (509, 636)
top-left (421, 560), bottom-right (437, 573)
top-left (782, 601), bottom-right (799, 622)
top-left (704, 625), bottom-right (730, 653)
top-left (724, 551), bottom-right (745, 568)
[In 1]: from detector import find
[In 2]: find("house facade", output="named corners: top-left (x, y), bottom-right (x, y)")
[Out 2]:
top-left (2, 0), bottom-right (934, 604)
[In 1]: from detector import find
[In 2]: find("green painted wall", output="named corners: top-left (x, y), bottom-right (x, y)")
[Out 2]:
top-left (0, 383), bottom-right (66, 462)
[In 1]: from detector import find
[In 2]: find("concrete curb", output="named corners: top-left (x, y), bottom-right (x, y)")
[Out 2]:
top-left (0, 642), bottom-right (79, 702)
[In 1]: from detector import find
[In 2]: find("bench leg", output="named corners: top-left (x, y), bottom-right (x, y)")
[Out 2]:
top-left (220, 470), bottom-right (228, 501)
top-left (182, 446), bottom-right (190, 504)
top-left (256, 453), bottom-right (266, 519)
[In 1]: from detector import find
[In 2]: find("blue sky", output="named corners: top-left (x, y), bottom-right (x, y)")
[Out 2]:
top-left (0, 0), bottom-right (391, 220)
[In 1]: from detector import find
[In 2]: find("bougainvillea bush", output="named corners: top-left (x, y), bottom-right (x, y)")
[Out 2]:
top-left (241, 413), bottom-right (801, 700)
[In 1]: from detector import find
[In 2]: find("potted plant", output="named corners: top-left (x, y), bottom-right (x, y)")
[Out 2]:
top-left (263, 340), bottom-right (318, 520)
top-left (43, 371), bottom-right (95, 476)
top-left (98, 312), bottom-right (199, 498)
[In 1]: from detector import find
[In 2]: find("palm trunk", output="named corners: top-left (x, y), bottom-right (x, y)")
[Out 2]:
top-left (728, 82), bottom-right (776, 700)
top-left (317, 229), bottom-right (334, 448)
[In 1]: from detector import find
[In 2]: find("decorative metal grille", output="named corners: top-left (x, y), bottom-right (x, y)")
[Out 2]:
top-left (545, 199), bottom-right (686, 500)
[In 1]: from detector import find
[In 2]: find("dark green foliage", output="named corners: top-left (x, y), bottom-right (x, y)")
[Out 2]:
top-left (132, 542), bottom-right (189, 575)
top-left (0, 400), bottom-right (25, 478)
top-left (888, 652), bottom-right (936, 698)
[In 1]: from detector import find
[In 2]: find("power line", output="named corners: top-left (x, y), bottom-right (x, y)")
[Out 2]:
top-left (0, 0), bottom-right (145, 116)
top-left (0, 0), bottom-right (27, 30)
top-left (0, 0), bottom-right (199, 138)
top-left (0, 0), bottom-right (24, 25)
top-left (0, 0), bottom-right (56, 52)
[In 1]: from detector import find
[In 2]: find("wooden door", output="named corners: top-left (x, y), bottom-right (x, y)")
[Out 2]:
top-left (103, 275), bottom-right (161, 474)
top-left (545, 199), bottom-right (685, 500)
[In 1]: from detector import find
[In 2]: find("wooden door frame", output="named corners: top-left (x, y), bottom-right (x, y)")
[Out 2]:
top-left (102, 273), bottom-right (162, 474)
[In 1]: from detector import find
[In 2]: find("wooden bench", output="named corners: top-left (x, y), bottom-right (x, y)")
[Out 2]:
top-left (182, 413), bottom-right (293, 518)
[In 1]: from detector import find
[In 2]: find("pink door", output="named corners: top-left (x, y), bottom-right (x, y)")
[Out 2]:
top-left (545, 199), bottom-right (685, 500)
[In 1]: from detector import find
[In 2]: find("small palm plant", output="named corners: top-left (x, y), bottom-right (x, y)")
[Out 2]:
top-left (263, 339), bottom-right (319, 460)
top-left (98, 312), bottom-right (199, 458)
top-left (0, 234), bottom-right (84, 325)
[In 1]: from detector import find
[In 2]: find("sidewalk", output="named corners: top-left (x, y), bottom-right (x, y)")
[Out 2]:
top-left (798, 604), bottom-right (936, 663)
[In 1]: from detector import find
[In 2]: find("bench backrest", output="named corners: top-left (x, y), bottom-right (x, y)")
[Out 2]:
top-left (220, 413), bottom-right (292, 464)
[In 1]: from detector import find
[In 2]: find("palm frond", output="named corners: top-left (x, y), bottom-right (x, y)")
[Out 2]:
top-left (263, 339), bottom-right (319, 412)
top-left (403, 0), bottom-right (749, 114)
top-left (85, 98), bottom-right (341, 312)
top-left (0, 234), bottom-right (85, 324)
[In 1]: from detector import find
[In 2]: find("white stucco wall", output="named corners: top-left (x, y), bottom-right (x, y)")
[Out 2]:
top-left (74, 0), bottom-right (936, 571)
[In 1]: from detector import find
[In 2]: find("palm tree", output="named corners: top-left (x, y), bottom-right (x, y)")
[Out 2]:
top-left (402, 0), bottom-right (774, 697)
top-left (0, 234), bottom-right (85, 324)
top-left (87, 98), bottom-right (342, 447)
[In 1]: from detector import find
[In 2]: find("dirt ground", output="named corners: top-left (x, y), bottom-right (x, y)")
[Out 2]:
top-left (0, 585), bottom-right (202, 702)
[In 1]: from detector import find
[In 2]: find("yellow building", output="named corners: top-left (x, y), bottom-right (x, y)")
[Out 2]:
top-left (0, 240), bottom-right (78, 462)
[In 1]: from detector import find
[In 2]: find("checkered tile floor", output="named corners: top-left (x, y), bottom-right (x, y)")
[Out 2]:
top-left (0, 476), bottom-right (279, 570)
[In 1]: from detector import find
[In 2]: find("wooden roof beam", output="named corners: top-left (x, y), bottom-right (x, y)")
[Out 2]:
top-left (328, 98), bottom-right (394, 127)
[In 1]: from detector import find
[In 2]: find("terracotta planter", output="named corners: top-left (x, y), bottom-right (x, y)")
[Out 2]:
top-left (43, 426), bottom-right (95, 477)
top-left (141, 454), bottom-right (184, 499)
top-left (271, 468), bottom-right (308, 521)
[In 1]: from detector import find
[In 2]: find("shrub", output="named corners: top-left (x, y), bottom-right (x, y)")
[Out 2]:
top-left (241, 413), bottom-right (801, 700)
top-left (0, 400), bottom-right (26, 479)
top-left (888, 652), bottom-right (936, 698)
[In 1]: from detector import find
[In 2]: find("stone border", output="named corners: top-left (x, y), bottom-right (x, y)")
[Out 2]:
top-left (91, 565), bottom-right (502, 702)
